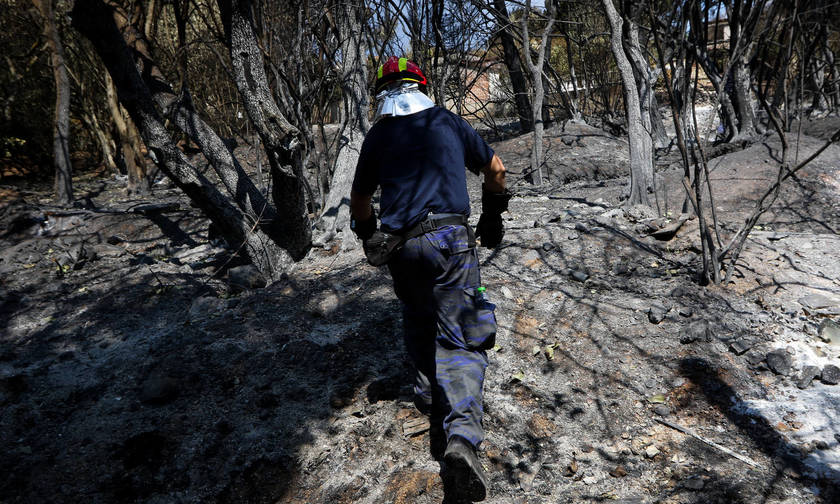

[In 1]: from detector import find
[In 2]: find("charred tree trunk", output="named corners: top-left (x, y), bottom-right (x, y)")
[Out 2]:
top-left (562, 30), bottom-right (582, 122)
top-left (727, 1), bottom-right (758, 139)
top-left (106, 72), bottom-right (150, 195)
top-left (521, 0), bottom-right (556, 185)
top-left (33, 0), bottom-right (72, 205)
top-left (826, 45), bottom-right (840, 111)
top-left (602, 0), bottom-right (654, 206)
top-left (731, 58), bottom-right (757, 137)
top-left (315, 0), bottom-right (370, 248)
top-left (221, 0), bottom-right (311, 260)
top-left (84, 109), bottom-right (119, 176)
top-left (624, 20), bottom-right (667, 150)
top-left (493, 0), bottom-right (533, 132)
top-left (73, 0), bottom-right (302, 279)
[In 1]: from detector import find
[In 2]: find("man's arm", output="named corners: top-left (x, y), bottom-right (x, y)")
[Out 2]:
top-left (349, 189), bottom-right (376, 240)
top-left (350, 189), bottom-right (372, 221)
top-left (476, 154), bottom-right (511, 248)
top-left (481, 154), bottom-right (506, 193)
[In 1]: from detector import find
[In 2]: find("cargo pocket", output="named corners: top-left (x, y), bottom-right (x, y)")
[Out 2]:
top-left (460, 287), bottom-right (497, 350)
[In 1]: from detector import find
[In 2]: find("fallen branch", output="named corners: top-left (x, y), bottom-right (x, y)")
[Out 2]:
top-left (655, 417), bottom-right (763, 469)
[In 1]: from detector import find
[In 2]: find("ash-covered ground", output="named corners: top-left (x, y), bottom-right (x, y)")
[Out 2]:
top-left (1, 118), bottom-right (840, 503)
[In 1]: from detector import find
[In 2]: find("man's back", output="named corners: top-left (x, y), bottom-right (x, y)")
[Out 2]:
top-left (352, 106), bottom-right (493, 233)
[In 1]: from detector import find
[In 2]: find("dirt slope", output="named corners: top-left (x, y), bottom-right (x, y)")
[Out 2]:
top-left (1, 126), bottom-right (839, 504)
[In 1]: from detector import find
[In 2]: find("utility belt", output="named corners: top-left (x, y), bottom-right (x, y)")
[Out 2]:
top-left (364, 213), bottom-right (473, 266)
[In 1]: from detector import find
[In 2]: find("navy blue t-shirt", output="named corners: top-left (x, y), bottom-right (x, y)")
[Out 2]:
top-left (352, 106), bottom-right (494, 233)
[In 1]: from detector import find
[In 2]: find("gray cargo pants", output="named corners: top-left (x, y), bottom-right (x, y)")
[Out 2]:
top-left (388, 223), bottom-right (496, 448)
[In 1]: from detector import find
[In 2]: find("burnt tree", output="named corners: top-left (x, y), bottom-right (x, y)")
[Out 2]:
top-left (33, 0), bottom-right (73, 205)
top-left (73, 0), bottom-right (310, 280)
top-left (491, 0), bottom-right (533, 132)
top-left (601, 0), bottom-right (654, 206)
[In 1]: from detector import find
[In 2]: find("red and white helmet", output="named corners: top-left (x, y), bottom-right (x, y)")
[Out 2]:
top-left (374, 56), bottom-right (428, 93)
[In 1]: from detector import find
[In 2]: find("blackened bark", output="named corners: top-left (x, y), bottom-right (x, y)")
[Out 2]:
top-left (602, 0), bottom-right (654, 206)
top-left (106, 72), bottom-right (150, 195)
top-left (492, 0), bottom-right (533, 132)
top-left (72, 0), bottom-right (295, 279)
top-left (315, 0), bottom-right (370, 248)
top-left (34, 0), bottom-right (72, 205)
top-left (562, 30), bottom-right (582, 121)
top-left (102, 1), bottom-right (289, 244)
top-left (624, 21), bottom-right (667, 150)
top-left (521, 0), bottom-right (556, 185)
top-left (223, 0), bottom-right (311, 260)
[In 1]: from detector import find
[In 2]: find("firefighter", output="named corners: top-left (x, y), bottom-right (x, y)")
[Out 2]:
top-left (349, 56), bottom-right (509, 501)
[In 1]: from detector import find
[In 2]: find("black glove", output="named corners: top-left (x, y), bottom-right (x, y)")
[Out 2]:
top-left (476, 186), bottom-right (512, 248)
top-left (350, 206), bottom-right (377, 241)
top-left (362, 230), bottom-right (403, 266)
top-left (476, 213), bottom-right (504, 247)
top-left (481, 185), bottom-right (512, 214)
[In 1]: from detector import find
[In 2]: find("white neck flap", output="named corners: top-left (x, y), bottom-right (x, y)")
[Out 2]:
top-left (374, 83), bottom-right (435, 120)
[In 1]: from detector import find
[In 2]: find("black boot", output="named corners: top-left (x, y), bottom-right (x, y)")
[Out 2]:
top-left (443, 435), bottom-right (487, 502)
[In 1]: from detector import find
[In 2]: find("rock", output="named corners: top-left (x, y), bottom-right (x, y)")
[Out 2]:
top-left (645, 445), bottom-right (660, 458)
top-left (582, 476), bottom-right (597, 485)
top-left (574, 222), bottom-right (590, 233)
top-left (55, 254), bottom-right (73, 268)
top-left (678, 306), bottom-right (694, 317)
top-left (612, 263), bottom-right (630, 275)
top-left (821, 364), bottom-right (840, 385)
top-left (67, 243), bottom-right (88, 265)
top-left (648, 304), bottom-right (669, 324)
top-left (654, 405), bottom-right (671, 417)
top-left (729, 337), bottom-right (755, 355)
top-left (518, 463), bottom-right (541, 491)
top-left (228, 265), bottom-right (266, 292)
top-left (91, 243), bottom-right (126, 258)
top-left (625, 204), bottom-right (657, 222)
top-left (797, 366), bottom-right (821, 389)
top-left (682, 321), bottom-right (711, 344)
top-left (644, 378), bottom-right (657, 389)
top-left (570, 270), bottom-right (589, 282)
top-left (500, 286), bottom-right (514, 299)
top-left (534, 213), bottom-right (558, 227)
top-left (609, 465), bottom-right (627, 478)
top-left (542, 242), bottom-right (555, 251)
top-left (799, 294), bottom-right (840, 315)
top-left (139, 375), bottom-right (179, 404)
top-left (818, 319), bottom-right (840, 345)
top-left (745, 350), bottom-right (765, 367)
top-left (766, 349), bottom-right (793, 376)
top-left (599, 208), bottom-right (625, 221)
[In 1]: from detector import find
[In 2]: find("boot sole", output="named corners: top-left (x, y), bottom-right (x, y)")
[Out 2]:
top-left (444, 451), bottom-right (487, 501)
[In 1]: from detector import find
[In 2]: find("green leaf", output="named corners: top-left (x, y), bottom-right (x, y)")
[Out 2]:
top-left (648, 394), bottom-right (666, 404)
top-left (511, 370), bottom-right (525, 383)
